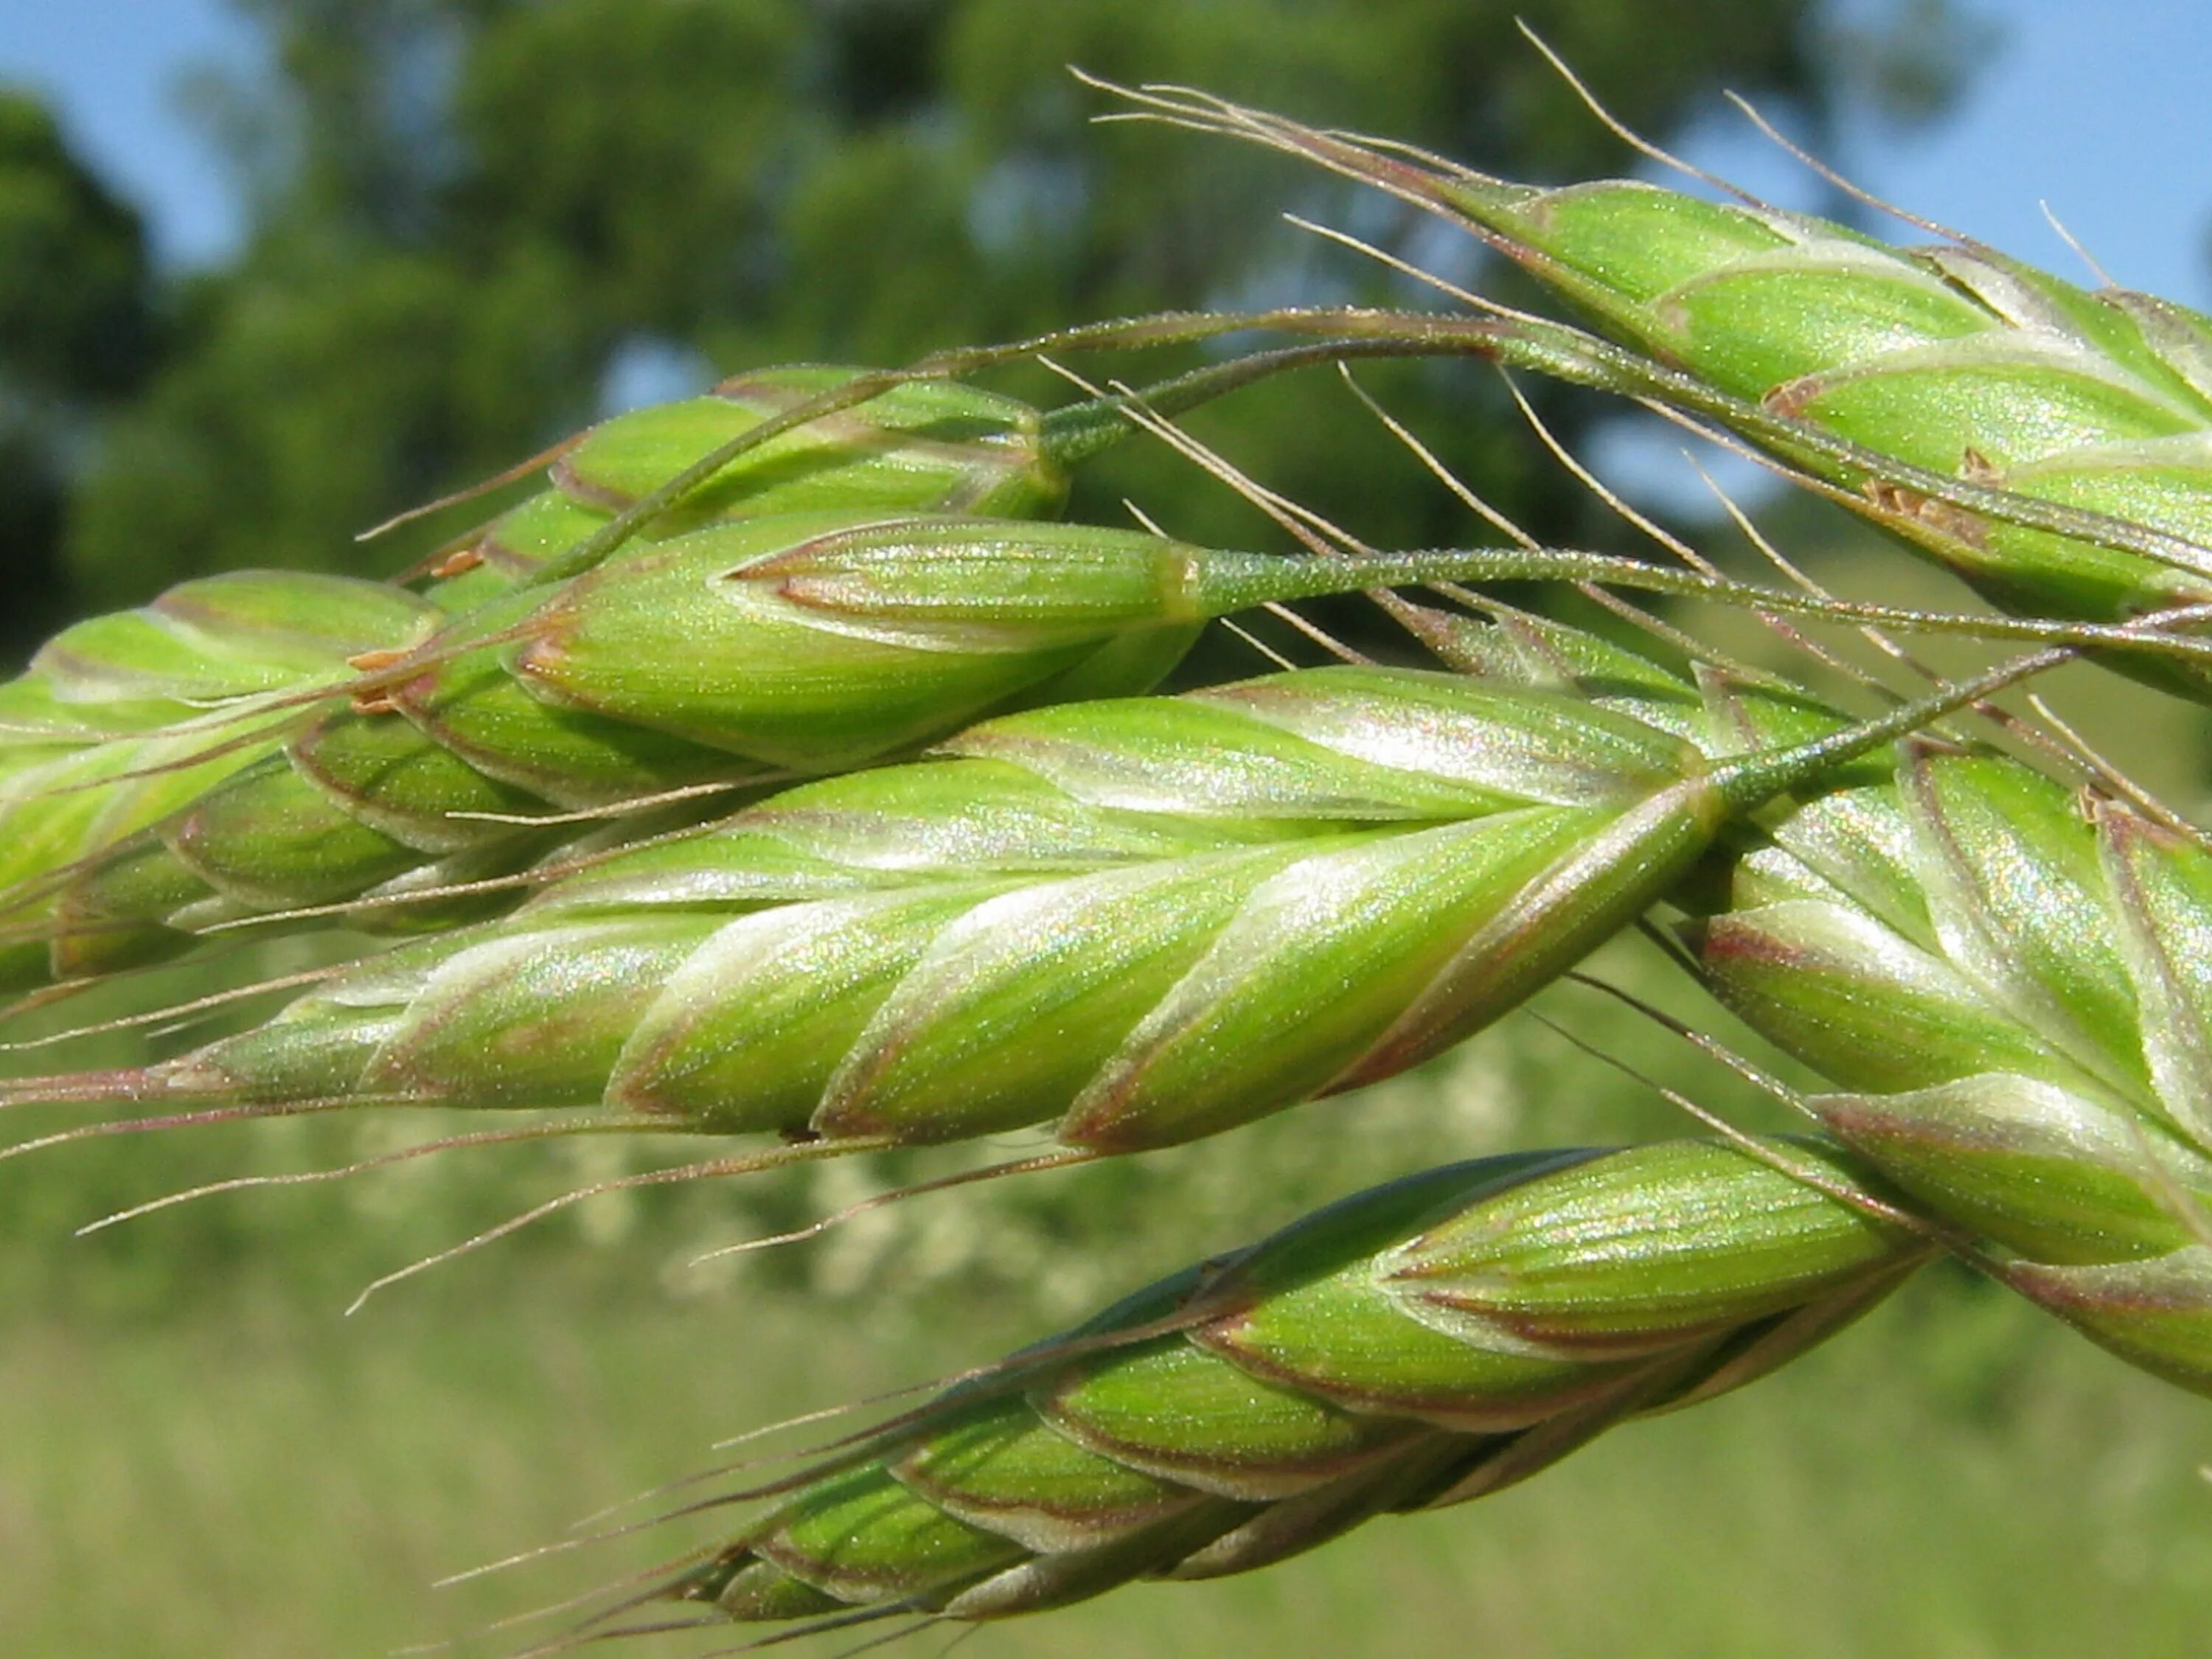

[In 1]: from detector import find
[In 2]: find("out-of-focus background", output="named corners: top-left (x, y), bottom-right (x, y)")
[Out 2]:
top-left (3, 3), bottom-right (2210, 1655)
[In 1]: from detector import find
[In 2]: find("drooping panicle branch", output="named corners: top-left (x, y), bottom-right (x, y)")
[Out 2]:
top-left (1100, 76), bottom-right (2212, 704)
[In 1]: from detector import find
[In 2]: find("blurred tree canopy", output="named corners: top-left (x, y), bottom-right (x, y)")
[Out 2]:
top-left (0, 92), bottom-right (160, 647)
top-left (16, 0), bottom-right (1980, 636)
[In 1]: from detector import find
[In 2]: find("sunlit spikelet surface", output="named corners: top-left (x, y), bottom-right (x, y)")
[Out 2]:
top-left (7, 661), bottom-right (1716, 1154)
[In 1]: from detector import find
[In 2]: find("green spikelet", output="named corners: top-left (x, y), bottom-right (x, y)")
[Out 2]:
top-left (418, 365), bottom-right (1076, 608)
top-left (638, 1141), bottom-right (1919, 1628)
top-left (1132, 87), bottom-right (2212, 698)
top-left (1688, 707), bottom-right (2212, 1391)
top-left (20, 663), bottom-right (1710, 1147)
top-left (9, 634), bottom-right (2042, 1200)
top-left (1384, 595), bottom-right (2212, 1392)
top-left (0, 572), bottom-right (447, 985)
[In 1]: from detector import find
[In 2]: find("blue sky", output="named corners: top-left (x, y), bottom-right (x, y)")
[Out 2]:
top-left (1, 0), bottom-right (260, 267)
top-left (1669, 0), bottom-right (2212, 308)
top-left (1, 0), bottom-right (2207, 299)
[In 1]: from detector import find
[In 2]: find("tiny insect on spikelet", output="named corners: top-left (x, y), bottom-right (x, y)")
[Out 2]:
top-left (1106, 80), bottom-right (2212, 701)
top-left (554, 1139), bottom-right (1922, 1639)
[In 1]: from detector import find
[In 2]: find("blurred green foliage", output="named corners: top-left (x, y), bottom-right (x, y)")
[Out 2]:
top-left (0, 92), bottom-right (160, 648)
top-left (7, 1260), bottom-right (2211, 1659)
top-left (12, 941), bottom-right (2212, 1658)
top-left (21, 0), bottom-right (1983, 623)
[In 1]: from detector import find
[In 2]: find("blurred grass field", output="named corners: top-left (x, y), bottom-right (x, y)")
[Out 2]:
top-left (5, 1253), bottom-right (2209, 1658)
top-left (7, 945), bottom-right (2212, 1658)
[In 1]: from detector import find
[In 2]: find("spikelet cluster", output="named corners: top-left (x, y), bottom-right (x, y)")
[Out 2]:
top-left (1691, 709), bottom-right (2212, 1388)
top-left (0, 368), bottom-right (1105, 996)
top-left (1444, 601), bottom-right (2212, 1391)
top-left (1124, 82), bottom-right (2212, 699)
top-left (648, 1141), bottom-right (1919, 1631)
top-left (13, 61), bottom-right (2212, 1656)
top-left (24, 662), bottom-right (1708, 1151)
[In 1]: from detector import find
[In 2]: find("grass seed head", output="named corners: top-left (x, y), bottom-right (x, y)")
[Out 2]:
top-left (1, 515), bottom-right (1935, 999)
top-left (1691, 699), bottom-right (2212, 1387)
top-left (1132, 84), bottom-right (2212, 698)
top-left (420, 365), bottom-right (1073, 611)
top-left (38, 664), bottom-right (1711, 1159)
top-left (7, 627), bottom-right (2053, 1272)
top-left (0, 361), bottom-right (1105, 995)
top-left (640, 1141), bottom-right (1920, 1630)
